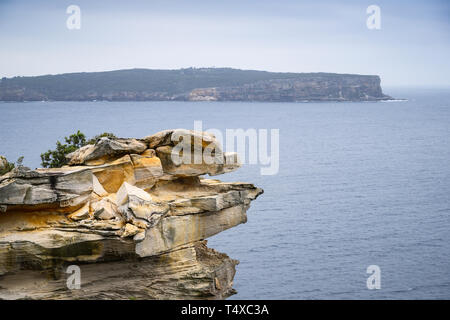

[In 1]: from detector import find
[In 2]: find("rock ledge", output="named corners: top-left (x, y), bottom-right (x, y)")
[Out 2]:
top-left (0, 130), bottom-right (263, 300)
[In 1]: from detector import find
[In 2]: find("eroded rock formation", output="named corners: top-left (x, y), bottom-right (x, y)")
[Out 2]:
top-left (0, 129), bottom-right (263, 299)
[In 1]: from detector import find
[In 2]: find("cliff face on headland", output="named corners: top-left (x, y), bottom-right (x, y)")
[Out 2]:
top-left (0, 68), bottom-right (391, 102)
top-left (189, 74), bottom-right (389, 102)
top-left (0, 130), bottom-right (263, 299)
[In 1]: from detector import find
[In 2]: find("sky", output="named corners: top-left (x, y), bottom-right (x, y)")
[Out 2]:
top-left (0, 0), bottom-right (449, 87)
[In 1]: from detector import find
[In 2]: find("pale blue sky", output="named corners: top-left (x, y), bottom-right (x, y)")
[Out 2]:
top-left (0, 0), bottom-right (449, 86)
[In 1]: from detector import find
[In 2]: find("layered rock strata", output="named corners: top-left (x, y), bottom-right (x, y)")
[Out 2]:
top-left (189, 75), bottom-right (391, 102)
top-left (0, 129), bottom-right (263, 299)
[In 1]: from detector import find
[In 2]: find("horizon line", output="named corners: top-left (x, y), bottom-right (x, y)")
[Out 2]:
top-left (1, 67), bottom-right (381, 79)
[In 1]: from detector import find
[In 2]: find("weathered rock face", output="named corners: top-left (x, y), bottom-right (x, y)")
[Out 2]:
top-left (0, 130), bottom-right (263, 300)
top-left (189, 75), bottom-right (392, 102)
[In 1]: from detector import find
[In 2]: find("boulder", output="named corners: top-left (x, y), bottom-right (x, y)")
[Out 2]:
top-left (121, 223), bottom-right (140, 238)
top-left (116, 181), bottom-right (152, 205)
top-left (116, 182), bottom-right (169, 227)
top-left (143, 129), bottom-right (217, 150)
top-left (156, 146), bottom-right (240, 177)
top-left (67, 137), bottom-right (147, 165)
top-left (92, 198), bottom-right (119, 220)
top-left (144, 129), bottom-right (241, 177)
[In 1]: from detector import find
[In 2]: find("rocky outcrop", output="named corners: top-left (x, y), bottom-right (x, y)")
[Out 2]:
top-left (0, 130), bottom-right (263, 300)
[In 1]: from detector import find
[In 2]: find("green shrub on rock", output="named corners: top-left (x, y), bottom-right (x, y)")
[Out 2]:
top-left (40, 131), bottom-right (117, 168)
top-left (0, 156), bottom-right (24, 176)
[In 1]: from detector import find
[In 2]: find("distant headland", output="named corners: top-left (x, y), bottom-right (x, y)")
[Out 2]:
top-left (0, 68), bottom-right (392, 102)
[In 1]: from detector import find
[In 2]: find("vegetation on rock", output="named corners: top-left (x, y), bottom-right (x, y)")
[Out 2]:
top-left (40, 131), bottom-right (116, 168)
top-left (0, 156), bottom-right (24, 176)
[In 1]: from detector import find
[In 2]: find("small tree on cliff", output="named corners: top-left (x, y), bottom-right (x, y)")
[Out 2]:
top-left (40, 131), bottom-right (116, 168)
top-left (0, 156), bottom-right (24, 176)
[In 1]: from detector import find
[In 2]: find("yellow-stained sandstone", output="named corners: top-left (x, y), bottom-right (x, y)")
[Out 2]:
top-left (0, 130), bottom-right (262, 299)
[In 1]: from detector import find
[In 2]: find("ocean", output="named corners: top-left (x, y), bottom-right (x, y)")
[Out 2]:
top-left (1, 87), bottom-right (449, 299)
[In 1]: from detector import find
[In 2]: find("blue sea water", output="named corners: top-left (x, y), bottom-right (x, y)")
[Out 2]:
top-left (0, 87), bottom-right (449, 299)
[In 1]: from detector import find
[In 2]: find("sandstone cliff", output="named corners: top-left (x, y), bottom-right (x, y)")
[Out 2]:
top-left (0, 68), bottom-right (391, 102)
top-left (189, 74), bottom-right (391, 102)
top-left (0, 129), bottom-right (263, 299)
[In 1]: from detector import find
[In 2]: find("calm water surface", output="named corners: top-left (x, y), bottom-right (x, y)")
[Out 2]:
top-left (1, 88), bottom-right (449, 299)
